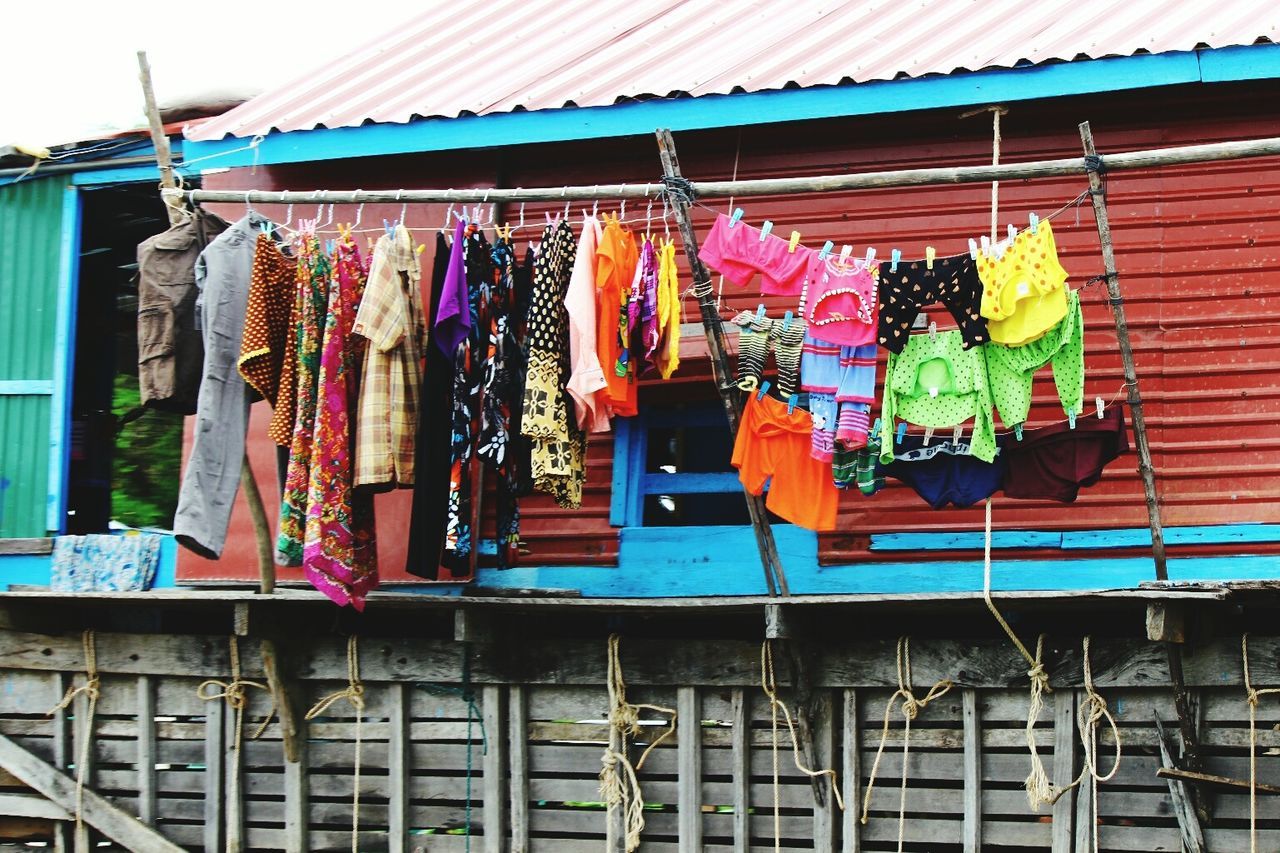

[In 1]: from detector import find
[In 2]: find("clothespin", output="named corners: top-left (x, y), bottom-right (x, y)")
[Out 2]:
top-left (729, 208), bottom-right (744, 227)
top-left (756, 303), bottom-right (766, 322)
top-left (1096, 396), bottom-right (1106, 419)
top-left (819, 240), bottom-right (834, 260)
top-left (1008, 223), bottom-right (1017, 243)
top-left (416, 244), bottom-right (426, 255)
top-left (1030, 212), bottom-right (1040, 234)
top-left (953, 424), bottom-right (965, 443)
top-left (383, 219), bottom-right (392, 237)
top-left (890, 249), bottom-right (901, 272)
top-left (839, 244), bottom-right (853, 264)
top-left (1014, 423), bottom-right (1024, 441)
top-left (896, 421), bottom-right (908, 445)
top-left (968, 238), bottom-right (979, 259)
top-left (759, 220), bottom-right (774, 241)
top-left (980, 235), bottom-right (991, 256)
top-left (782, 310), bottom-right (793, 331)
top-left (925, 246), bottom-right (936, 270)
top-left (928, 320), bottom-right (937, 338)
top-left (787, 394), bottom-right (799, 415)
top-left (928, 386), bottom-right (939, 398)
top-left (865, 247), bottom-right (877, 267)
top-left (1068, 411), bottom-right (1077, 429)
top-left (757, 380), bottom-right (772, 401)
top-left (788, 231), bottom-right (802, 253)
top-left (872, 417), bottom-right (882, 436)
top-left (923, 427), bottom-right (934, 446)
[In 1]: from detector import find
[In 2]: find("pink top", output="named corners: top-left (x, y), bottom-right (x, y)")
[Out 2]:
top-left (804, 254), bottom-right (879, 347)
top-left (700, 212), bottom-right (810, 295)
top-left (565, 214), bottom-right (611, 433)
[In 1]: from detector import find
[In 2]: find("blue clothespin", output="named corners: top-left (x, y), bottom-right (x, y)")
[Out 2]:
top-left (968, 238), bottom-right (979, 260)
top-left (1030, 212), bottom-right (1040, 234)
top-left (895, 421), bottom-right (908, 445)
top-left (1067, 411), bottom-right (1077, 429)
top-left (729, 208), bottom-right (744, 227)
top-left (756, 303), bottom-right (766, 322)
top-left (759, 220), bottom-right (774, 241)
top-left (787, 394), bottom-right (799, 415)
top-left (818, 240), bottom-right (834, 260)
top-left (757, 380), bottom-right (772, 401)
top-left (872, 417), bottom-right (882, 436)
top-left (890, 248), bottom-right (902, 272)
top-left (1014, 423), bottom-right (1024, 441)
top-left (782, 310), bottom-right (793, 331)
top-left (383, 218), bottom-right (393, 237)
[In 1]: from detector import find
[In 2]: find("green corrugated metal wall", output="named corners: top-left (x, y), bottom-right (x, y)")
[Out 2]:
top-left (0, 177), bottom-right (68, 537)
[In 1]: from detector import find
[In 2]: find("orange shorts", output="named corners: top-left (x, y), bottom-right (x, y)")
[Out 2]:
top-left (732, 394), bottom-right (839, 532)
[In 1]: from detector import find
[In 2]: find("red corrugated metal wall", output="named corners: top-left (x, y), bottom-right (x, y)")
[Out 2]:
top-left (181, 81), bottom-right (1280, 583)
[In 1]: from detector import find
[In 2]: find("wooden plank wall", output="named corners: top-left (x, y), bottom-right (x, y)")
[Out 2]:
top-left (1, 629), bottom-right (1279, 850)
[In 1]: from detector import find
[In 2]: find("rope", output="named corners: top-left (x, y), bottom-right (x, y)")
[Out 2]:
top-left (761, 640), bottom-right (845, 853)
top-left (417, 670), bottom-right (489, 850)
top-left (599, 634), bottom-right (676, 852)
top-left (305, 636), bottom-right (365, 853)
top-left (47, 630), bottom-right (99, 840)
top-left (1242, 633), bottom-right (1280, 852)
top-left (1071, 636), bottom-right (1122, 852)
top-left (859, 637), bottom-right (953, 852)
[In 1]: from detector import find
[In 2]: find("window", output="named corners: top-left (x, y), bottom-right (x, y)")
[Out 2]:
top-left (611, 402), bottom-right (780, 527)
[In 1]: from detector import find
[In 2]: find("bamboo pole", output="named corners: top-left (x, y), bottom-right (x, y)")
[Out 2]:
top-left (655, 129), bottom-right (787, 597)
top-left (168, 134), bottom-right (1280, 206)
top-left (137, 52), bottom-right (278, 595)
top-left (1079, 122), bottom-right (1168, 581)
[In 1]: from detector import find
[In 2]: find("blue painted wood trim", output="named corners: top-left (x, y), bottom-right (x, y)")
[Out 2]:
top-left (0, 380), bottom-right (53, 395)
top-left (871, 523), bottom-right (1280, 552)
top-left (176, 47), bottom-right (1268, 169)
top-left (642, 472), bottom-right (743, 495)
top-left (609, 417), bottom-right (633, 526)
top-left (624, 418), bottom-right (646, 527)
top-left (47, 185), bottom-right (81, 534)
top-left (72, 165), bottom-right (165, 187)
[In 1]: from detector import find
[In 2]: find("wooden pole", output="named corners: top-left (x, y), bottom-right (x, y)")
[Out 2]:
top-left (137, 52), bottom-right (278, 595)
top-left (171, 133), bottom-right (1280, 206)
top-left (655, 129), bottom-right (787, 597)
top-left (1079, 122), bottom-right (1168, 581)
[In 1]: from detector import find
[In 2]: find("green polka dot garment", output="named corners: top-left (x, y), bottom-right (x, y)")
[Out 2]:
top-left (879, 328), bottom-right (997, 464)
top-left (982, 289), bottom-right (1085, 429)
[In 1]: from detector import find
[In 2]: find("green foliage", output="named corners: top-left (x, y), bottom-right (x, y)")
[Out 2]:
top-left (111, 374), bottom-right (181, 529)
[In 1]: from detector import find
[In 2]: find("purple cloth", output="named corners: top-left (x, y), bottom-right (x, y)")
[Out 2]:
top-left (434, 220), bottom-right (469, 356)
top-left (640, 239), bottom-right (659, 367)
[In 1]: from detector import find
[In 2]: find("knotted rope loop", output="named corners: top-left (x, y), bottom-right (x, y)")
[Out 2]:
top-left (761, 640), bottom-right (844, 853)
top-left (660, 175), bottom-right (696, 205)
top-left (197, 636), bottom-right (276, 745)
top-left (599, 634), bottom-right (676, 852)
top-left (1242, 633), bottom-right (1280, 852)
top-left (860, 637), bottom-right (952, 852)
top-left (305, 636), bottom-right (364, 853)
top-left (46, 630), bottom-right (98, 840)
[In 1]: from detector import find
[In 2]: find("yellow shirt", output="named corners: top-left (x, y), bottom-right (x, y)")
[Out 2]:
top-left (656, 239), bottom-right (681, 379)
top-left (977, 220), bottom-right (1069, 346)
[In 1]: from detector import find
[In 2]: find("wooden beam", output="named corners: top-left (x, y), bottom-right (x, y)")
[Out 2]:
top-left (0, 539), bottom-right (52, 556)
top-left (962, 689), bottom-right (982, 853)
top-left (259, 638), bottom-right (301, 764)
top-left (811, 689), bottom-right (838, 852)
top-left (224, 702), bottom-right (244, 853)
top-left (0, 734), bottom-right (183, 853)
top-left (482, 685), bottom-right (507, 853)
top-left (730, 688), bottom-right (750, 853)
top-left (1154, 714), bottom-right (1206, 853)
top-left (282, 736), bottom-right (308, 853)
top-left (387, 683), bottom-right (409, 853)
top-left (1050, 690), bottom-right (1076, 853)
top-left (135, 51), bottom-right (182, 226)
top-left (49, 674), bottom-right (71, 853)
top-left (1079, 121), bottom-right (1168, 581)
top-left (508, 685), bottom-right (530, 853)
top-left (1156, 766), bottom-right (1280, 796)
top-left (677, 686), bottom-right (703, 852)
top-left (203, 695), bottom-right (225, 853)
top-left (1146, 602), bottom-right (1185, 642)
top-left (764, 604), bottom-right (791, 639)
top-left (655, 128), bottom-right (787, 597)
top-left (135, 676), bottom-right (156, 826)
top-left (455, 609), bottom-right (494, 644)
top-left (71, 684), bottom-right (94, 853)
top-left (1165, 643), bottom-right (1208, 823)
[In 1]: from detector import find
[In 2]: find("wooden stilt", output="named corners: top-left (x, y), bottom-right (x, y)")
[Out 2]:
top-left (1079, 122), bottom-right (1168, 581)
top-left (655, 128), bottom-right (788, 596)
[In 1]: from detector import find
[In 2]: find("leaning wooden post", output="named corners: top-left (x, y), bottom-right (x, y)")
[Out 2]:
top-left (1079, 122), bottom-right (1168, 581)
top-left (655, 128), bottom-right (788, 596)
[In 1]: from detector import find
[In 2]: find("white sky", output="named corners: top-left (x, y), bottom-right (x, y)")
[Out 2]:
top-left (0, 0), bottom-right (418, 146)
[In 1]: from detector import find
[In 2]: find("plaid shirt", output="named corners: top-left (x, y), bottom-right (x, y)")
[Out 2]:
top-left (353, 226), bottom-right (424, 487)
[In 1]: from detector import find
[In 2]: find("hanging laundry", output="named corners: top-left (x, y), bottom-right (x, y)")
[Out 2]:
top-left (654, 238), bottom-right (682, 379)
top-left (276, 231), bottom-right (331, 566)
top-left (239, 232), bottom-right (297, 421)
top-left (978, 220), bottom-right (1070, 346)
top-left (700, 212), bottom-right (809, 294)
top-left (734, 314), bottom-right (805, 398)
top-left (877, 253), bottom-right (988, 352)
top-left (633, 237), bottom-right (661, 375)
top-left (565, 213), bottom-right (610, 432)
top-left (833, 438), bottom-right (884, 496)
top-left (732, 392), bottom-right (838, 531)
top-left (522, 220), bottom-right (586, 508)
top-left (352, 223), bottom-right (424, 489)
top-left (406, 225), bottom-right (464, 580)
top-left (303, 233), bottom-right (378, 609)
top-left (51, 531), bottom-right (163, 592)
top-left (878, 329), bottom-right (997, 463)
top-left (881, 437), bottom-right (1005, 509)
top-left (800, 333), bottom-right (876, 451)
top-left (1001, 405), bottom-right (1128, 502)
top-left (136, 207), bottom-right (229, 414)
top-left (596, 213), bottom-right (639, 417)
top-left (173, 212), bottom-right (269, 559)
top-left (805, 255), bottom-right (879, 347)
top-left (984, 288), bottom-right (1085, 428)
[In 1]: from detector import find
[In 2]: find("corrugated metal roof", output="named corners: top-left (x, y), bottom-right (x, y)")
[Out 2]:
top-left (187, 0), bottom-right (1278, 141)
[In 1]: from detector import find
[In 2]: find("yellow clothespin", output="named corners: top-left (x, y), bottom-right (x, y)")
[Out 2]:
top-left (925, 246), bottom-right (936, 269)
top-left (788, 231), bottom-right (802, 253)
top-left (416, 244), bottom-right (426, 255)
